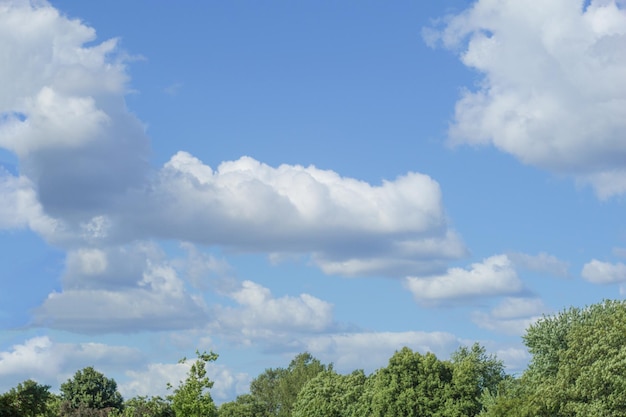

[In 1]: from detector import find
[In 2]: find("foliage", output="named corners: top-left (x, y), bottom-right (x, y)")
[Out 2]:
top-left (247, 352), bottom-right (328, 417)
top-left (60, 367), bottom-right (123, 412)
top-left (167, 350), bottom-right (218, 417)
top-left (292, 369), bottom-right (366, 417)
top-left (0, 379), bottom-right (51, 417)
top-left (218, 394), bottom-right (264, 417)
top-left (112, 396), bottom-right (174, 417)
top-left (447, 343), bottom-right (505, 416)
top-left (483, 299), bottom-right (626, 416)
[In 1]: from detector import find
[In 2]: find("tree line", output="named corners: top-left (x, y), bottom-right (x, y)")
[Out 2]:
top-left (2, 299), bottom-right (626, 416)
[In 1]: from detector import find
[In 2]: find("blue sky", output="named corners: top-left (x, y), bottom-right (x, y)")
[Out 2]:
top-left (1, 0), bottom-right (626, 403)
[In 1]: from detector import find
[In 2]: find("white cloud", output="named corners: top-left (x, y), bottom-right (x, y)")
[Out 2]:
top-left (214, 280), bottom-right (335, 343)
top-left (472, 297), bottom-right (548, 335)
top-left (507, 251), bottom-right (569, 278)
top-left (581, 259), bottom-right (626, 283)
top-left (110, 152), bottom-right (464, 277)
top-left (303, 331), bottom-right (461, 373)
top-left (405, 254), bottom-right (522, 304)
top-left (430, 0), bottom-right (626, 197)
top-left (0, 169), bottom-right (58, 235)
top-left (0, 0), bottom-right (150, 225)
top-left (0, 336), bottom-right (142, 393)
top-left (0, 1), bottom-right (465, 279)
top-left (33, 245), bottom-right (209, 333)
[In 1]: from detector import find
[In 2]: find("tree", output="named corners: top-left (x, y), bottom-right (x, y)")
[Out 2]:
top-left (292, 369), bottom-right (366, 417)
top-left (482, 300), bottom-right (626, 416)
top-left (247, 352), bottom-right (328, 417)
top-left (167, 350), bottom-right (218, 417)
top-left (60, 367), bottom-right (123, 415)
top-left (361, 347), bottom-right (453, 417)
top-left (114, 396), bottom-right (174, 417)
top-left (0, 379), bottom-right (51, 417)
top-left (249, 368), bottom-right (283, 417)
top-left (218, 394), bottom-right (264, 417)
top-left (447, 343), bottom-right (505, 416)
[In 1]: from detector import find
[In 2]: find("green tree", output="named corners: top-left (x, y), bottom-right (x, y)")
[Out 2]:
top-left (483, 300), bottom-right (626, 416)
top-left (0, 379), bottom-right (51, 417)
top-left (276, 352), bottom-right (327, 417)
top-left (167, 350), bottom-right (218, 417)
top-left (113, 396), bottom-right (174, 417)
top-left (362, 347), bottom-right (453, 417)
top-left (446, 343), bottom-right (505, 416)
top-left (249, 368), bottom-right (283, 417)
top-left (60, 367), bottom-right (123, 413)
top-left (218, 394), bottom-right (264, 417)
top-left (247, 352), bottom-right (328, 417)
top-left (292, 369), bottom-right (366, 417)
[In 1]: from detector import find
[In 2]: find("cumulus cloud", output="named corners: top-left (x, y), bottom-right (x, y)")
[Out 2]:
top-left (213, 280), bottom-right (335, 344)
top-left (429, 0), bottom-right (626, 197)
top-left (405, 254), bottom-right (523, 305)
top-left (32, 244), bottom-right (209, 333)
top-left (0, 0), bottom-right (149, 225)
top-left (108, 152), bottom-right (463, 278)
top-left (507, 251), bottom-right (569, 278)
top-left (472, 297), bottom-right (548, 335)
top-left (581, 259), bottom-right (626, 283)
top-left (0, 1), bottom-right (465, 280)
top-left (0, 336), bottom-right (142, 393)
top-left (0, 169), bottom-right (58, 235)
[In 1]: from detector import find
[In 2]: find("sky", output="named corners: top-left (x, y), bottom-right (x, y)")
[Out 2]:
top-left (1, 0), bottom-right (626, 404)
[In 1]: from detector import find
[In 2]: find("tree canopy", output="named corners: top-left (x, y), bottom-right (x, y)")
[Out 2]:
top-left (60, 367), bottom-right (123, 413)
top-left (3, 299), bottom-right (626, 417)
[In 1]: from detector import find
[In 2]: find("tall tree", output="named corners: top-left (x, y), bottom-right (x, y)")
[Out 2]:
top-left (167, 350), bottom-right (218, 417)
top-left (60, 367), bottom-right (123, 413)
top-left (247, 352), bottom-right (328, 417)
top-left (363, 347), bottom-right (453, 417)
top-left (447, 343), bottom-right (505, 416)
top-left (483, 300), bottom-right (626, 416)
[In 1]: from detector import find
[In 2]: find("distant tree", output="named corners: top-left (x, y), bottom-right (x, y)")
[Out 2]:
top-left (60, 367), bottom-right (123, 415)
top-left (167, 350), bottom-right (218, 417)
top-left (114, 396), bottom-right (174, 417)
top-left (218, 394), bottom-right (264, 417)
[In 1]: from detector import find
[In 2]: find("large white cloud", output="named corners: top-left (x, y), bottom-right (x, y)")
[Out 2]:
top-left (0, 0), bottom-right (150, 223)
top-left (0, 1), bottom-right (465, 280)
top-left (405, 254), bottom-right (523, 305)
top-left (111, 151), bottom-right (463, 278)
top-left (429, 0), bottom-right (626, 197)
